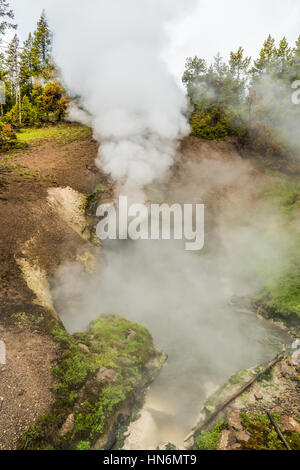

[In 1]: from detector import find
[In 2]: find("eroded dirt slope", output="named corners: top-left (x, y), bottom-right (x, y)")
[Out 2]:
top-left (0, 124), bottom-right (103, 449)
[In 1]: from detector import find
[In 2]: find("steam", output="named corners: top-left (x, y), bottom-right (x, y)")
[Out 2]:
top-left (250, 74), bottom-right (300, 158)
top-left (43, 0), bottom-right (197, 192)
top-left (51, 147), bottom-right (291, 444)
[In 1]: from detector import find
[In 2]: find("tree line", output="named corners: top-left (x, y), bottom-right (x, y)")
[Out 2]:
top-left (0, 1), bottom-right (67, 149)
top-left (182, 34), bottom-right (300, 158)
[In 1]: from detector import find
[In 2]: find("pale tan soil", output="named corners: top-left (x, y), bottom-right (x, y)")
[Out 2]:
top-left (0, 129), bottom-right (100, 325)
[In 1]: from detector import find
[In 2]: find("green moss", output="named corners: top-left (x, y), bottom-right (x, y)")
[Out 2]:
top-left (19, 316), bottom-right (156, 450)
top-left (251, 176), bottom-right (300, 335)
top-left (257, 366), bottom-right (274, 383)
top-left (85, 179), bottom-right (112, 215)
top-left (198, 421), bottom-right (226, 451)
top-left (76, 441), bottom-right (91, 450)
top-left (263, 178), bottom-right (300, 214)
top-left (12, 312), bottom-right (44, 330)
top-left (255, 258), bottom-right (300, 335)
top-left (240, 413), bottom-right (300, 450)
top-left (165, 443), bottom-right (177, 450)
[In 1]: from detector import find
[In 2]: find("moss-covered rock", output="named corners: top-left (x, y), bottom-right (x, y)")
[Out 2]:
top-left (19, 315), bottom-right (165, 450)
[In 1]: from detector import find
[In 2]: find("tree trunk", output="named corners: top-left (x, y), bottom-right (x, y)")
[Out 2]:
top-left (18, 85), bottom-right (22, 125)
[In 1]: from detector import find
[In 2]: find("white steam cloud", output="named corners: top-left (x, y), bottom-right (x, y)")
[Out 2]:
top-left (44, 0), bottom-right (197, 191)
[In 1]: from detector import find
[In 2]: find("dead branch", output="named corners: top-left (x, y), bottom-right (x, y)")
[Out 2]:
top-left (267, 411), bottom-right (291, 451)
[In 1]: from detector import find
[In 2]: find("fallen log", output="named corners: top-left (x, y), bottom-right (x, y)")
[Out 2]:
top-left (185, 352), bottom-right (285, 444)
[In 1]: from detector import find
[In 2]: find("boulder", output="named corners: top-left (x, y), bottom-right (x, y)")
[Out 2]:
top-left (218, 430), bottom-right (231, 450)
top-left (227, 409), bottom-right (243, 431)
top-left (59, 413), bottom-right (74, 437)
top-left (234, 430), bottom-right (250, 443)
top-left (78, 343), bottom-right (90, 354)
top-left (96, 367), bottom-right (118, 384)
top-left (279, 416), bottom-right (300, 433)
top-left (127, 330), bottom-right (137, 341)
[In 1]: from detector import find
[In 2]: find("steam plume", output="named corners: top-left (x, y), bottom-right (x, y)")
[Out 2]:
top-left (44, 0), bottom-right (197, 192)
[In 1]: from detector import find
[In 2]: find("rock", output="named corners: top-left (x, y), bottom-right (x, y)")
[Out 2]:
top-left (157, 442), bottom-right (169, 450)
top-left (218, 430), bottom-right (231, 450)
top-left (234, 431), bottom-right (250, 443)
top-left (227, 409), bottom-right (243, 431)
top-left (127, 330), bottom-right (137, 341)
top-left (59, 413), bottom-right (74, 437)
top-left (78, 343), bottom-right (90, 354)
top-left (279, 416), bottom-right (300, 433)
top-left (96, 367), bottom-right (118, 384)
top-left (229, 443), bottom-right (242, 450)
top-left (254, 393), bottom-right (263, 401)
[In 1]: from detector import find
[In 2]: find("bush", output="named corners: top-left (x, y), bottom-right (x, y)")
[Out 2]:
top-left (0, 122), bottom-right (18, 151)
top-left (190, 107), bottom-right (232, 140)
top-left (4, 97), bottom-right (41, 128)
top-left (33, 82), bottom-right (68, 122)
top-left (21, 96), bottom-right (41, 127)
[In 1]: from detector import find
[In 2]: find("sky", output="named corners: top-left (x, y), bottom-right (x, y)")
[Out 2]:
top-left (7, 0), bottom-right (300, 80)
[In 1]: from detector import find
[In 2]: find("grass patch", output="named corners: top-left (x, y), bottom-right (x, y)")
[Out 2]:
top-left (17, 124), bottom-right (92, 146)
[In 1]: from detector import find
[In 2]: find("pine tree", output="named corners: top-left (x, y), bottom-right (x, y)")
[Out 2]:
top-left (5, 34), bottom-right (21, 122)
top-left (20, 33), bottom-right (35, 93)
top-left (252, 34), bottom-right (276, 77)
top-left (6, 34), bottom-right (19, 97)
top-left (290, 36), bottom-right (300, 82)
top-left (182, 56), bottom-right (207, 98)
top-left (275, 37), bottom-right (292, 77)
top-left (32, 10), bottom-right (52, 75)
top-left (229, 47), bottom-right (251, 81)
top-left (0, 0), bottom-right (16, 36)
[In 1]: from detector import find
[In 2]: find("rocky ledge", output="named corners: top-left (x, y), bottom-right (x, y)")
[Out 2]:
top-left (187, 354), bottom-right (300, 451)
top-left (18, 315), bottom-right (166, 450)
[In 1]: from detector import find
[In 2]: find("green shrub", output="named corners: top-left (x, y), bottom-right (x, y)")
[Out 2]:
top-left (191, 107), bottom-right (232, 140)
